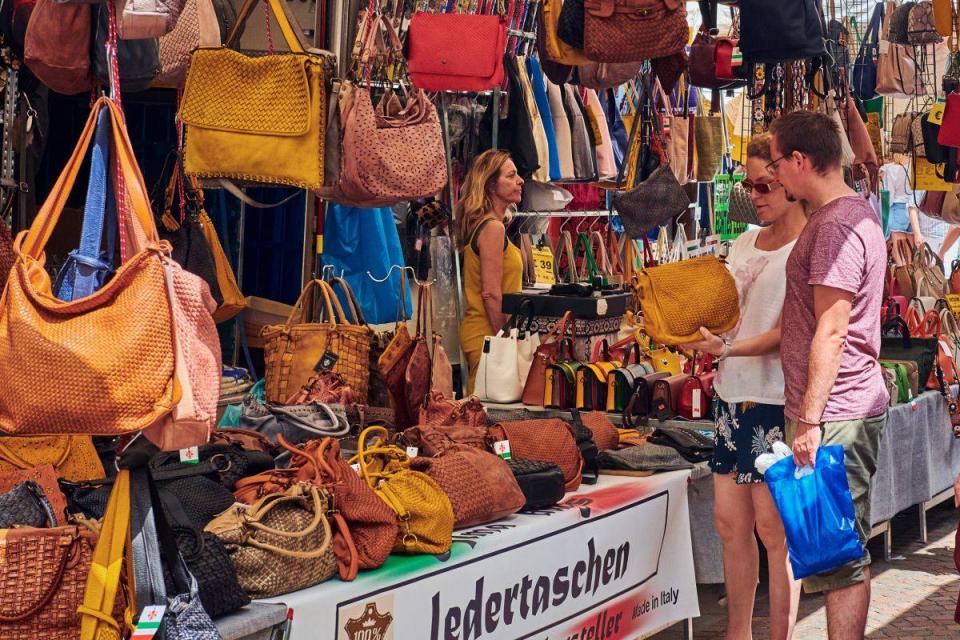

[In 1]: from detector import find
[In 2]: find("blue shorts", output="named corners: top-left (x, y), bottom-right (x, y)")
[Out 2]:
top-left (885, 202), bottom-right (910, 237)
top-left (710, 399), bottom-right (787, 484)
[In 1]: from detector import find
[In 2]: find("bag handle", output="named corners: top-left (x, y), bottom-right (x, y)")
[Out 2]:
top-left (323, 276), bottom-right (367, 326)
top-left (0, 437), bottom-right (72, 470)
top-left (542, 310), bottom-right (574, 346)
top-left (227, 0), bottom-right (306, 53)
top-left (21, 98), bottom-right (158, 261)
top-left (244, 487), bottom-right (334, 559)
top-left (284, 279), bottom-right (347, 330)
top-left (0, 527), bottom-right (78, 620)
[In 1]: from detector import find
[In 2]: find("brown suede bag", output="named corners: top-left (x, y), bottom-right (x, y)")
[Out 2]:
top-left (24, 0), bottom-right (93, 95)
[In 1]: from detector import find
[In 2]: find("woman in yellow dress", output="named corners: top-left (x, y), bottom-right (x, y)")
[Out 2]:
top-left (458, 150), bottom-right (525, 394)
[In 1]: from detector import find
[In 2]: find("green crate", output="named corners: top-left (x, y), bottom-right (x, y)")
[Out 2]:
top-left (713, 174), bottom-right (748, 241)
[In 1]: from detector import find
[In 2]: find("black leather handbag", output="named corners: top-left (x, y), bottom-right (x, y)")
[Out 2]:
top-left (93, 3), bottom-right (160, 92)
top-left (0, 480), bottom-right (57, 528)
top-left (557, 0), bottom-right (585, 49)
top-left (880, 317), bottom-right (938, 393)
top-left (505, 458), bottom-right (566, 509)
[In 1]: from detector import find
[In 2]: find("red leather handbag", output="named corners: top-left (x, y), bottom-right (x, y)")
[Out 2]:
top-left (406, 10), bottom-right (508, 92)
top-left (938, 92), bottom-right (960, 148)
top-left (713, 38), bottom-right (739, 79)
top-left (678, 370), bottom-right (715, 420)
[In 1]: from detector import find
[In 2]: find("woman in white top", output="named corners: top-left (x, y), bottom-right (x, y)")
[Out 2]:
top-left (682, 134), bottom-right (805, 640)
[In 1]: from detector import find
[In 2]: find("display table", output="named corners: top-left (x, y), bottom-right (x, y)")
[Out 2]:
top-left (215, 602), bottom-right (289, 640)
top-left (258, 472), bottom-right (700, 640)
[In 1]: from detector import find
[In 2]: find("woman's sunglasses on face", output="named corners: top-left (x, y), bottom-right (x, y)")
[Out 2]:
top-left (741, 180), bottom-right (782, 195)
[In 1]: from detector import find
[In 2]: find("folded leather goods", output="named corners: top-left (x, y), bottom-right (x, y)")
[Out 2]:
top-left (505, 458), bottom-right (566, 509)
top-left (597, 442), bottom-right (693, 472)
top-left (647, 426), bottom-right (714, 463)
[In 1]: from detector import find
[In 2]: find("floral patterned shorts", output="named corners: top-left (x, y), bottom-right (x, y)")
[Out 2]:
top-left (710, 398), bottom-right (786, 484)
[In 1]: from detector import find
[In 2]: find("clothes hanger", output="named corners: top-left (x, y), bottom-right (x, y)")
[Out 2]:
top-left (367, 264), bottom-right (436, 286)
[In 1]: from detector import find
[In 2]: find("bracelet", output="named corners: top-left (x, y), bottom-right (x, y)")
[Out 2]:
top-left (717, 338), bottom-right (733, 361)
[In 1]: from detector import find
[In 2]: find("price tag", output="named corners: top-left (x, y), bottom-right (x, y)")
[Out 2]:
top-left (178, 447), bottom-right (199, 465)
top-left (692, 389), bottom-right (702, 418)
top-left (929, 100), bottom-right (946, 125)
top-left (351, 463), bottom-right (361, 474)
top-left (314, 350), bottom-right (339, 372)
top-left (132, 605), bottom-right (166, 639)
top-left (879, 39), bottom-right (890, 54)
top-left (406, 446), bottom-right (419, 458)
top-left (731, 47), bottom-right (743, 67)
top-left (532, 247), bottom-right (556, 286)
top-left (493, 440), bottom-right (512, 460)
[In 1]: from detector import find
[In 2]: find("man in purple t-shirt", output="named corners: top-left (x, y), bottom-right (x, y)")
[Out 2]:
top-left (769, 111), bottom-right (889, 639)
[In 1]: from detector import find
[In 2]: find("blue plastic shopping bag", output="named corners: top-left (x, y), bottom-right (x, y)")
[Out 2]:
top-left (764, 444), bottom-right (865, 579)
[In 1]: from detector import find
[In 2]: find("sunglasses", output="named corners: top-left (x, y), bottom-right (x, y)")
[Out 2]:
top-left (741, 180), bottom-right (782, 194)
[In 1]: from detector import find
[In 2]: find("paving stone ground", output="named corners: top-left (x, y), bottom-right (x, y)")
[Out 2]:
top-left (651, 502), bottom-right (960, 639)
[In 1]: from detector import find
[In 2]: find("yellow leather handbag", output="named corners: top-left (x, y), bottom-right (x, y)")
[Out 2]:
top-left (350, 426), bottom-right (454, 555)
top-left (636, 256), bottom-right (740, 345)
top-left (196, 204), bottom-right (246, 323)
top-left (0, 98), bottom-right (178, 437)
top-left (0, 436), bottom-right (105, 481)
top-left (180, 0), bottom-right (331, 190)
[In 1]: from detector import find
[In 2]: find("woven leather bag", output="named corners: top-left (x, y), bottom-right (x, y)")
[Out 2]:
top-left (583, 0), bottom-right (687, 63)
top-left (351, 426), bottom-right (454, 555)
top-left (890, 112), bottom-right (916, 153)
top-left (180, 0), bottom-right (328, 190)
top-left (694, 98), bottom-right (724, 182)
top-left (614, 165), bottom-right (689, 239)
top-left (0, 525), bottom-right (126, 640)
top-left (419, 391), bottom-right (489, 429)
top-left (154, 0), bottom-right (220, 87)
top-left (119, 0), bottom-right (185, 39)
top-left (205, 483), bottom-right (338, 598)
top-left (0, 218), bottom-right (13, 288)
top-left (543, 0), bottom-right (591, 64)
top-left (579, 411), bottom-right (619, 451)
top-left (907, 1), bottom-right (942, 44)
top-left (0, 480), bottom-right (57, 528)
top-left (408, 434), bottom-right (525, 528)
top-left (636, 256), bottom-right (740, 345)
top-left (262, 436), bottom-right (397, 578)
top-left (890, 1), bottom-right (918, 43)
top-left (406, 11), bottom-right (507, 92)
top-left (0, 435), bottom-right (105, 481)
top-left (0, 98), bottom-right (180, 437)
top-left (262, 278), bottom-right (373, 404)
top-left (23, 0), bottom-right (93, 95)
top-left (339, 22), bottom-right (447, 204)
top-left (491, 419), bottom-right (583, 491)
top-left (557, 0), bottom-right (585, 48)
top-left (0, 464), bottom-right (69, 525)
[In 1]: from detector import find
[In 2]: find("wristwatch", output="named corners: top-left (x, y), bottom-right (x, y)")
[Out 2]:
top-left (717, 338), bottom-right (733, 361)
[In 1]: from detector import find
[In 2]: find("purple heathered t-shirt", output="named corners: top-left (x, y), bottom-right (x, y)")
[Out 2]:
top-left (781, 195), bottom-right (890, 422)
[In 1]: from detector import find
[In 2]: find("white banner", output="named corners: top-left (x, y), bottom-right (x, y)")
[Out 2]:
top-left (263, 471), bottom-right (699, 640)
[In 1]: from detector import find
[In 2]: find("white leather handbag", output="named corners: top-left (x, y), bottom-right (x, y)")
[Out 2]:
top-left (475, 300), bottom-right (540, 403)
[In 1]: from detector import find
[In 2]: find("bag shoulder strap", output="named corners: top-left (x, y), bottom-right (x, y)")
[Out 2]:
top-left (469, 216), bottom-right (500, 254)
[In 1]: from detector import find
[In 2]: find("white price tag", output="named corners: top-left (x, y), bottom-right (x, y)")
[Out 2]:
top-left (692, 389), bottom-right (702, 418)
top-left (178, 446), bottom-right (199, 465)
top-left (493, 440), bottom-right (512, 460)
top-left (351, 463), bottom-right (361, 474)
top-left (406, 446), bottom-right (419, 458)
top-left (879, 39), bottom-right (890, 54)
top-left (132, 605), bottom-right (167, 639)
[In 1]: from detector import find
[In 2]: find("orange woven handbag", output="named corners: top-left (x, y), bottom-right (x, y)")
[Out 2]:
top-left (0, 98), bottom-right (179, 437)
top-left (490, 419), bottom-right (584, 491)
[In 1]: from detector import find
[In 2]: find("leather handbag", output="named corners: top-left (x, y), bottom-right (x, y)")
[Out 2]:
top-left (405, 283), bottom-right (453, 419)
top-left (404, 427), bottom-right (525, 528)
top-left (377, 271), bottom-right (416, 427)
top-left (154, 0), bottom-right (221, 87)
top-left (605, 343), bottom-right (655, 412)
top-left (0, 480), bottom-right (57, 528)
top-left (881, 316), bottom-right (938, 391)
top-left (240, 400), bottom-right (350, 446)
top-left (622, 370), bottom-right (671, 426)
top-left (677, 358), bottom-right (716, 420)
top-left (418, 392), bottom-right (488, 429)
top-left (940, 93), bottom-right (960, 148)
top-left (557, 0), bottom-right (585, 47)
top-left (197, 208), bottom-right (245, 323)
top-left (0, 98), bottom-right (188, 439)
top-left (338, 16), bottom-right (447, 204)
top-left (636, 256), bottom-right (740, 345)
top-left (277, 437), bottom-right (397, 576)
top-left (475, 298), bottom-right (541, 403)
top-left (262, 278), bottom-right (373, 404)
top-left (543, 0), bottom-right (591, 64)
top-left (0, 436), bottom-right (105, 481)
top-left (286, 369), bottom-right (356, 405)
top-left (205, 483), bottom-right (339, 598)
top-left (579, 411), bottom-right (620, 451)
top-left (853, 2), bottom-right (883, 99)
top-left (0, 464), bottom-right (69, 525)
top-left (876, 38), bottom-right (923, 96)
top-left (689, 25), bottom-right (744, 89)
top-left (504, 457), bottom-right (566, 509)
top-left (883, 358), bottom-right (921, 396)
top-left (890, 1), bottom-right (917, 43)
top-left (651, 373), bottom-right (690, 419)
top-left (351, 426), bottom-right (455, 555)
top-left (583, 0), bottom-right (687, 63)
top-left (934, 0), bottom-right (953, 36)
top-left (1, 524), bottom-right (127, 639)
top-left (23, 0), bottom-right (93, 95)
top-left (577, 62), bottom-right (642, 90)
top-left (522, 310), bottom-right (574, 405)
top-left (545, 338), bottom-right (582, 409)
top-left (575, 340), bottom-right (620, 410)
top-left (406, 9), bottom-right (507, 92)
top-left (907, 0), bottom-right (942, 44)
top-left (694, 95), bottom-right (724, 182)
top-left (490, 419), bottom-right (584, 491)
top-left (92, 2), bottom-right (161, 93)
top-left (181, 0), bottom-right (330, 190)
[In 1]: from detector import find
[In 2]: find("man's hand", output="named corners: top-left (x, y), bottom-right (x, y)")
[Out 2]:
top-left (792, 420), bottom-right (822, 467)
top-left (680, 327), bottom-right (725, 356)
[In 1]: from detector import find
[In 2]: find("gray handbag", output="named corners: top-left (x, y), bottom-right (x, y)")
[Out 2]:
top-left (727, 181), bottom-right (761, 225)
top-left (240, 400), bottom-right (350, 457)
top-left (0, 480), bottom-right (57, 528)
top-left (597, 442), bottom-right (694, 472)
top-left (612, 79), bottom-right (690, 240)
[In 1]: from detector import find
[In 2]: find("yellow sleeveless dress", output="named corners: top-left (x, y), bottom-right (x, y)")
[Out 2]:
top-left (460, 217), bottom-right (523, 394)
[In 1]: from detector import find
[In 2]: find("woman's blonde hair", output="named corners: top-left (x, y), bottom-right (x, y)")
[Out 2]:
top-left (746, 133), bottom-right (772, 161)
top-left (456, 149), bottom-right (513, 249)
